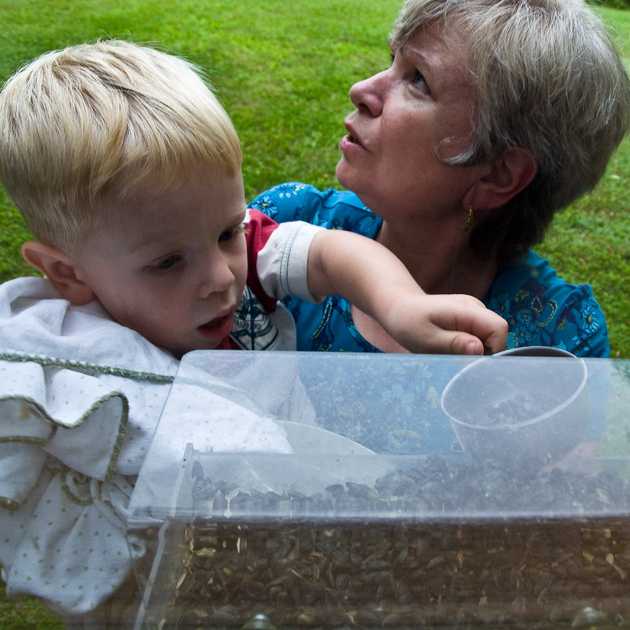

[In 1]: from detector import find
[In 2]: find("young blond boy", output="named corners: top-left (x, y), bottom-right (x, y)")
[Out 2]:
top-left (0, 40), bottom-right (506, 619)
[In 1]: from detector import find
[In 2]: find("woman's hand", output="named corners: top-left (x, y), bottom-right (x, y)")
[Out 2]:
top-left (383, 292), bottom-right (508, 355)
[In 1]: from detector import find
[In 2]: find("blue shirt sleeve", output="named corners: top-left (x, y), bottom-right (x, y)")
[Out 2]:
top-left (552, 290), bottom-right (610, 358)
top-left (250, 182), bottom-right (381, 236)
top-left (486, 251), bottom-right (610, 358)
top-left (249, 182), bottom-right (325, 222)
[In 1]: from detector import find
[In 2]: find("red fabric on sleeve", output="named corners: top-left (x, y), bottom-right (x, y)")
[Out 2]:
top-left (245, 209), bottom-right (279, 312)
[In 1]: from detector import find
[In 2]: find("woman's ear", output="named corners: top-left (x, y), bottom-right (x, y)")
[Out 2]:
top-left (463, 147), bottom-right (537, 212)
top-left (21, 241), bottom-right (95, 305)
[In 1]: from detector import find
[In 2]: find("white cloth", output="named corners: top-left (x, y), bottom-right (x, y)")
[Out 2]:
top-left (0, 277), bottom-right (179, 613)
top-left (0, 221), bottom-right (319, 617)
top-left (257, 218), bottom-right (324, 303)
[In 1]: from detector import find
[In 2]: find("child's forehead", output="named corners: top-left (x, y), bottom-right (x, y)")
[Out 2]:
top-left (110, 165), bottom-right (243, 202)
top-left (92, 171), bottom-right (246, 242)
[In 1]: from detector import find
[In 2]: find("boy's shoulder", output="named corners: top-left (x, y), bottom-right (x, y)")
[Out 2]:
top-left (0, 276), bottom-right (66, 325)
top-left (0, 275), bottom-right (178, 372)
top-left (0, 275), bottom-right (59, 300)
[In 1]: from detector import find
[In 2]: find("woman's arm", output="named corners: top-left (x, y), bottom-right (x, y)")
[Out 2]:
top-left (307, 229), bottom-right (508, 355)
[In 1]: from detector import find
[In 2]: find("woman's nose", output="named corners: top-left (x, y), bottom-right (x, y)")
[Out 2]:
top-left (349, 70), bottom-right (387, 117)
top-left (198, 253), bottom-right (235, 298)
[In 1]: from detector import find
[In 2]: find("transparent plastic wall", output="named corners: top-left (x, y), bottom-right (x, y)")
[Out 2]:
top-left (129, 351), bottom-right (630, 628)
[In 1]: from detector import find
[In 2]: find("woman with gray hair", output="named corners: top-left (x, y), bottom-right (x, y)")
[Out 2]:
top-left (251, 0), bottom-right (630, 357)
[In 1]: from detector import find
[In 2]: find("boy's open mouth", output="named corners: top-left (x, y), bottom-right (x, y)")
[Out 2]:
top-left (197, 311), bottom-right (234, 338)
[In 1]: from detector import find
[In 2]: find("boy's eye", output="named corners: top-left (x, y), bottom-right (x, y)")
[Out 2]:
top-left (151, 254), bottom-right (183, 271)
top-left (219, 223), bottom-right (245, 243)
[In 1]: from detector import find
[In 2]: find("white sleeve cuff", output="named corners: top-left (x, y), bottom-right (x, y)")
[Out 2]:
top-left (257, 221), bottom-right (325, 303)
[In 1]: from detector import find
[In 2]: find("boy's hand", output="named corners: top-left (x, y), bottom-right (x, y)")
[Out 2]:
top-left (384, 293), bottom-right (508, 355)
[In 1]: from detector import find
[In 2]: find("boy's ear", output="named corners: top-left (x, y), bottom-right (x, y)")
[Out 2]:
top-left (463, 147), bottom-right (538, 212)
top-left (21, 241), bottom-right (95, 305)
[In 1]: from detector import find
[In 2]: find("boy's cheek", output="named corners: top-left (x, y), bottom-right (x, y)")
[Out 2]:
top-left (238, 241), bottom-right (248, 280)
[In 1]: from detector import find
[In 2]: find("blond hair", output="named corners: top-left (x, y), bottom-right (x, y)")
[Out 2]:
top-left (391, 0), bottom-right (630, 262)
top-left (0, 40), bottom-right (242, 251)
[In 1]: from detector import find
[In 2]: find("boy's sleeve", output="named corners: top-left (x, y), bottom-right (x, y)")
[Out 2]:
top-left (246, 209), bottom-right (325, 305)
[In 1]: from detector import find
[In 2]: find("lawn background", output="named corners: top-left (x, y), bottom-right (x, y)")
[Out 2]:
top-left (0, 1), bottom-right (629, 358)
top-left (0, 1), bottom-right (628, 625)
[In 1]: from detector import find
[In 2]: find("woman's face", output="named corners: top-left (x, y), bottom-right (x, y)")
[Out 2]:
top-left (337, 21), bottom-right (486, 224)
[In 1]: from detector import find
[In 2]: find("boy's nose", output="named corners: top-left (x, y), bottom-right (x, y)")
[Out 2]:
top-left (198, 254), bottom-right (235, 298)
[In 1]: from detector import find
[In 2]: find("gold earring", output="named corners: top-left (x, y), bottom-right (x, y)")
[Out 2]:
top-left (463, 207), bottom-right (475, 233)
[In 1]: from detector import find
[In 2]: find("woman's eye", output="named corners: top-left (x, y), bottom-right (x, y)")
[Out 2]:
top-left (152, 254), bottom-right (183, 271)
top-left (411, 69), bottom-right (429, 92)
top-left (391, 49), bottom-right (430, 96)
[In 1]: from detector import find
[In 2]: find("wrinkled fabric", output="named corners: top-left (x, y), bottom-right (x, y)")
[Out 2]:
top-left (0, 275), bottom-right (302, 614)
top-left (0, 277), bottom-right (177, 613)
top-left (1, 470), bottom-right (143, 614)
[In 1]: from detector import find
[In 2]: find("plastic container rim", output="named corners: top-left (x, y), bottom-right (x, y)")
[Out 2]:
top-left (440, 346), bottom-right (588, 431)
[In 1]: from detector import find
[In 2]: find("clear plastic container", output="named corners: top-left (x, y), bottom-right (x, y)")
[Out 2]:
top-left (129, 351), bottom-right (630, 628)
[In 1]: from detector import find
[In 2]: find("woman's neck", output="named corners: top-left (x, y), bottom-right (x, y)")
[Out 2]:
top-left (376, 218), bottom-right (498, 299)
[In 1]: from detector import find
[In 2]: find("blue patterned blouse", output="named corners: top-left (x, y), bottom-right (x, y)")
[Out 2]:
top-left (250, 182), bottom-right (610, 358)
top-left (250, 183), bottom-right (609, 453)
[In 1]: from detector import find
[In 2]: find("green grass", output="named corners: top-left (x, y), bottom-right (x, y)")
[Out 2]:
top-left (0, 1), bottom-right (629, 355)
top-left (0, 2), bottom-right (628, 619)
top-left (0, 584), bottom-right (63, 629)
top-left (533, 5), bottom-right (630, 358)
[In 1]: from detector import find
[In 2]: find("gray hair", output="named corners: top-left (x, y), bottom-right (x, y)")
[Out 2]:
top-left (391, 0), bottom-right (630, 262)
top-left (0, 40), bottom-right (242, 252)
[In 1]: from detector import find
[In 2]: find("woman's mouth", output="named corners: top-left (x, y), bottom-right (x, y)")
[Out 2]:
top-left (340, 134), bottom-right (366, 155)
top-left (340, 121), bottom-right (367, 156)
top-left (343, 121), bottom-right (366, 149)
